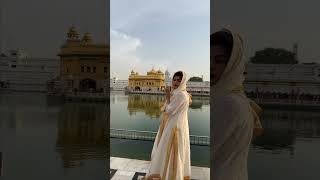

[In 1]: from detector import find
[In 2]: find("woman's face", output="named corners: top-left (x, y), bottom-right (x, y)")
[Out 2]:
top-left (172, 75), bottom-right (182, 89)
top-left (211, 45), bottom-right (229, 85)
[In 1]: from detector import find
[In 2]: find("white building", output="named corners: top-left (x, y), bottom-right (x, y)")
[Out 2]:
top-left (110, 77), bottom-right (128, 91)
top-left (165, 69), bottom-right (171, 86)
top-left (187, 81), bottom-right (210, 95)
top-left (164, 70), bottom-right (210, 95)
top-left (0, 49), bottom-right (59, 92)
top-left (244, 63), bottom-right (320, 95)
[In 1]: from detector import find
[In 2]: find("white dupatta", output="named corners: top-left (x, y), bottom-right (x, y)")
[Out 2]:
top-left (212, 29), bottom-right (263, 180)
top-left (144, 71), bottom-right (192, 180)
top-left (212, 30), bottom-right (263, 137)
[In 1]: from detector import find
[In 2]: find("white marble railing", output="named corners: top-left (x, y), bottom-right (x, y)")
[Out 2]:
top-left (66, 92), bottom-right (108, 98)
top-left (252, 98), bottom-right (320, 106)
top-left (110, 128), bottom-right (210, 146)
top-left (128, 90), bottom-right (210, 96)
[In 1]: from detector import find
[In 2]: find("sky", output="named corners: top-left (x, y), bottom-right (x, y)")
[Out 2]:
top-left (0, 0), bottom-right (108, 58)
top-left (212, 0), bottom-right (320, 63)
top-left (110, 0), bottom-right (210, 80)
top-left (1, 0), bottom-right (320, 80)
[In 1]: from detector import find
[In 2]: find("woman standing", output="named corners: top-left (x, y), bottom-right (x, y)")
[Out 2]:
top-left (143, 71), bottom-right (192, 180)
top-left (211, 29), bottom-right (263, 180)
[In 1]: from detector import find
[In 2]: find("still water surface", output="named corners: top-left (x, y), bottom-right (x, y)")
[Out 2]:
top-left (110, 92), bottom-right (210, 167)
top-left (1, 92), bottom-right (319, 179)
top-left (111, 92), bottom-right (320, 179)
top-left (0, 92), bottom-right (107, 180)
top-left (249, 108), bottom-right (320, 180)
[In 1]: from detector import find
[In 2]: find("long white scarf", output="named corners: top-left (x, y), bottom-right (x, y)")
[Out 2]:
top-left (212, 29), bottom-right (263, 137)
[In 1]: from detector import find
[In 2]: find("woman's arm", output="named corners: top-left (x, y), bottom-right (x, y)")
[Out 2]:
top-left (165, 92), bottom-right (187, 116)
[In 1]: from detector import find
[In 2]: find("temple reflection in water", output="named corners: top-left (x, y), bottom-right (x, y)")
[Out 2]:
top-left (127, 94), bottom-right (165, 118)
top-left (56, 102), bottom-right (108, 168)
top-left (252, 109), bottom-right (320, 156)
top-left (127, 94), bottom-right (209, 118)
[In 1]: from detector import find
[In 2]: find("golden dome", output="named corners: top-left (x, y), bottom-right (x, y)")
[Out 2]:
top-left (69, 25), bottom-right (76, 32)
top-left (157, 69), bottom-right (163, 74)
top-left (149, 68), bottom-right (156, 74)
top-left (82, 32), bottom-right (93, 44)
top-left (67, 25), bottom-right (80, 40)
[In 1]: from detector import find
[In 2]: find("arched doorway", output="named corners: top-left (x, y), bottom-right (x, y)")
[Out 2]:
top-left (135, 86), bottom-right (141, 91)
top-left (79, 79), bottom-right (96, 92)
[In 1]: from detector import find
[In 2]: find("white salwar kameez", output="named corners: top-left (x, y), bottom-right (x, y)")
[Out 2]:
top-left (144, 71), bottom-right (191, 180)
top-left (213, 93), bottom-right (254, 180)
top-left (212, 30), bottom-right (263, 180)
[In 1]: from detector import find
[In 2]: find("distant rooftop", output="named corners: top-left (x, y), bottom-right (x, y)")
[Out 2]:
top-left (0, 49), bottom-right (30, 59)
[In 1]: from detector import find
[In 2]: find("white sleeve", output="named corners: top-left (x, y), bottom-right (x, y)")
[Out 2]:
top-left (165, 93), bottom-right (187, 116)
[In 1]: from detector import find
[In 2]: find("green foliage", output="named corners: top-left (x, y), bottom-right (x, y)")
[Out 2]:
top-left (250, 48), bottom-right (298, 64)
top-left (189, 77), bottom-right (203, 82)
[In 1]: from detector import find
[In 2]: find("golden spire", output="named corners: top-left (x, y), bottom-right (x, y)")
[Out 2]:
top-left (67, 25), bottom-right (80, 40)
top-left (150, 67), bottom-right (156, 74)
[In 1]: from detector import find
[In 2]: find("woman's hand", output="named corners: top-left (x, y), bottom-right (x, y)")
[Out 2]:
top-left (165, 86), bottom-right (171, 103)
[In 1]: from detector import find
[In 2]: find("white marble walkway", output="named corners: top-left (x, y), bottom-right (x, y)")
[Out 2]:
top-left (110, 157), bottom-right (210, 180)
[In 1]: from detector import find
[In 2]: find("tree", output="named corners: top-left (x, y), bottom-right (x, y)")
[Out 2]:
top-left (250, 48), bottom-right (298, 64)
top-left (189, 77), bottom-right (203, 82)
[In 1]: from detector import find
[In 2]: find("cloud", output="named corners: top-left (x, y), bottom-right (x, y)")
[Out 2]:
top-left (111, 29), bottom-right (142, 56)
top-left (110, 29), bottom-right (141, 78)
top-left (110, 0), bottom-right (210, 80)
top-left (111, 29), bottom-right (174, 79)
top-left (111, 0), bottom-right (209, 29)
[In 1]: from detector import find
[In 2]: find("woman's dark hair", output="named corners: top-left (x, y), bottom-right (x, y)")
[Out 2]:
top-left (211, 29), bottom-right (233, 60)
top-left (173, 71), bottom-right (183, 79)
